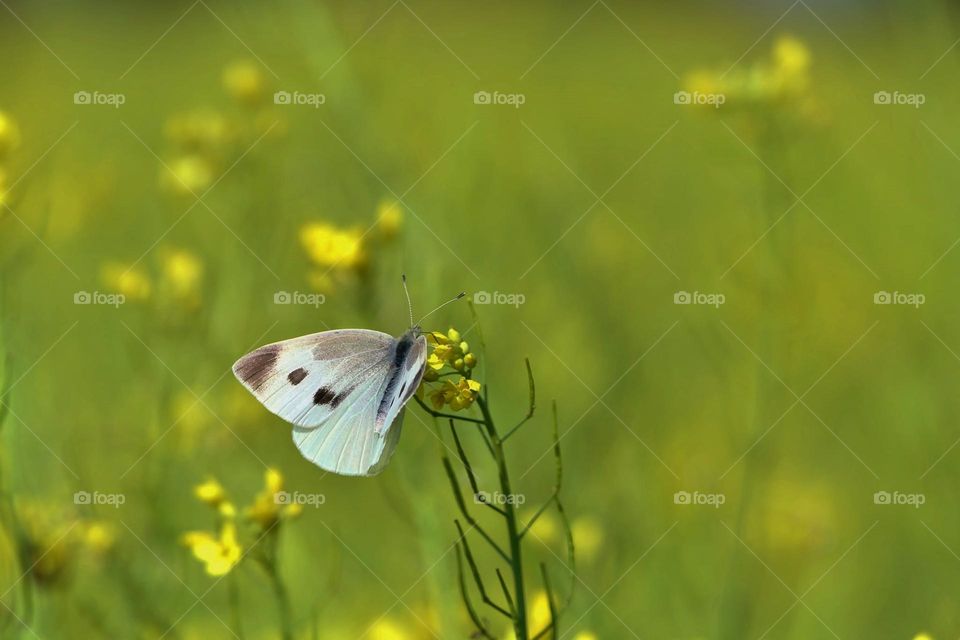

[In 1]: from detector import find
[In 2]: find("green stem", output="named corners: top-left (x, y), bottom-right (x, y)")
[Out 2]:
top-left (228, 572), bottom-right (245, 639)
top-left (262, 534), bottom-right (294, 640)
top-left (476, 396), bottom-right (527, 640)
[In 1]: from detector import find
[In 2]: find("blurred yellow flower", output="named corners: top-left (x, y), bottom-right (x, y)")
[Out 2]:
top-left (573, 633), bottom-right (598, 640)
top-left (369, 618), bottom-right (409, 640)
top-left (159, 246), bottom-right (204, 310)
top-left (244, 467), bottom-right (302, 529)
top-left (913, 635), bottom-right (933, 640)
top-left (182, 521), bottom-right (242, 577)
top-left (0, 111), bottom-right (20, 160)
top-left (194, 477), bottom-right (226, 507)
top-left (222, 60), bottom-right (267, 106)
top-left (164, 155), bottom-right (214, 196)
top-left (101, 261), bottom-right (152, 301)
top-left (682, 34), bottom-right (811, 110)
top-left (376, 198), bottom-right (403, 238)
top-left (571, 516), bottom-right (604, 562)
top-left (521, 509), bottom-right (558, 545)
top-left (502, 590), bottom-right (550, 639)
top-left (80, 521), bottom-right (116, 556)
top-left (300, 222), bottom-right (367, 270)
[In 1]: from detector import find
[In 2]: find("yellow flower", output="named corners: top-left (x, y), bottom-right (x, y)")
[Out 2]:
top-left (913, 635), bottom-right (933, 640)
top-left (773, 35), bottom-right (811, 77)
top-left (572, 633), bottom-right (598, 640)
top-left (571, 516), bottom-right (604, 562)
top-left (300, 222), bottom-right (367, 270)
top-left (159, 247), bottom-right (204, 309)
top-left (244, 467), bottom-right (301, 529)
top-left (0, 111), bottom-right (20, 160)
top-left (101, 261), bottom-right (152, 301)
top-left (182, 521), bottom-right (242, 576)
top-left (428, 377), bottom-right (481, 411)
top-left (425, 328), bottom-right (477, 372)
top-left (222, 61), bottom-right (267, 106)
top-left (194, 478), bottom-right (226, 507)
top-left (80, 522), bottom-right (116, 555)
top-left (369, 618), bottom-right (409, 640)
top-left (376, 198), bottom-right (403, 238)
top-left (164, 155), bottom-right (214, 196)
top-left (521, 509), bottom-right (558, 545)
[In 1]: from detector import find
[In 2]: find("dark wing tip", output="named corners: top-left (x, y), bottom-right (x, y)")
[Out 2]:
top-left (233, 344), bottom-right (280, 391)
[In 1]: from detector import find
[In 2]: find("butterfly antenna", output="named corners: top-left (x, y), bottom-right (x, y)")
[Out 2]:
top-left (416, 291), bottom-right (466, 328)
top-left (401, 274), bottom-right (415, 327)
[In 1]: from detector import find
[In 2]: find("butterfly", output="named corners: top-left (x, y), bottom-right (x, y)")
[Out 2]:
top-left (232, 277), bottom-right (463, 477)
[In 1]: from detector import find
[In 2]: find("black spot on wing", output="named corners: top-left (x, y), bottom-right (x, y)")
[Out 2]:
top-left (314, 386), bottom-right (336, 405)
top-left (234, 344), bottom-right (280, 392)
top-left (288, 368), bottom-right (308, 385)
top-left (313, 386), bottom-right (351, 408)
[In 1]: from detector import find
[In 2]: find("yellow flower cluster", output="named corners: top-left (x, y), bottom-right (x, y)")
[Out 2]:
top-left (300, 222), bottom-right (367, 270)
top-left (101, 247), bottom-right (204, 313)
top-left (182, 469), bottom-right (301, 577)
top-left (683, 35), bottom-right (811, 110)
top-left (419, 328), bottom-right (481, 411)
top-left (244, 467), bottom-right (302, 529)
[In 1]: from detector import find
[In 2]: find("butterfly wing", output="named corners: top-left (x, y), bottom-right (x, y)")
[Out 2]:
top-left (291, 332), bottom-right (427, 476)
top-left (232, 329), bottom-right (395, 429)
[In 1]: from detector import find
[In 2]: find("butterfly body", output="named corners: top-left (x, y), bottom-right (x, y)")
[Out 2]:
top-left (233, 325), bottom-right (427, 476)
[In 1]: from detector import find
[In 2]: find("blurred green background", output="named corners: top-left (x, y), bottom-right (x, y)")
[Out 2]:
top-left (0, 0), bottom-right (958, 638)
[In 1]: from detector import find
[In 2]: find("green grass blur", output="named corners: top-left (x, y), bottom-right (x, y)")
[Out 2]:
top-left (0, 0), bottom-right (958, 638)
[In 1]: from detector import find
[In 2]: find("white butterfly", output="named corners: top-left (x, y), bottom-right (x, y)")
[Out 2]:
top-left (233, 279), bottom-right (463, 477)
